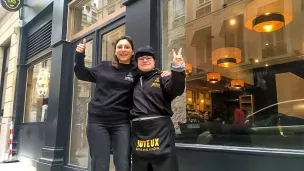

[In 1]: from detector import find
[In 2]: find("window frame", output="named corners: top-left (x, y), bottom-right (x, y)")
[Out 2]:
top-left (0, 44), bottom-right (10, 117)
top-left (99, 24), bottom-right (126, 61)
top-left (174, 0), bottom-right (185, 19)
top-left (67, 0), bottom-right (126, 41)
top-left (23, 51), bottom-right (52, 123)
top-left (68, 33), bottom-right (94, 168)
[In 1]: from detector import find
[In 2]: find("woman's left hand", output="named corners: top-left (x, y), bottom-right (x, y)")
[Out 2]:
top-left (172, 48), bottom-right (184, 65)
top-left (161, 71), bottom-right (171, 77)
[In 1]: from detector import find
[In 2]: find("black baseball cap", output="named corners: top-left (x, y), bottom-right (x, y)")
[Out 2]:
top-left (134, 45), bottom-right (155, 61)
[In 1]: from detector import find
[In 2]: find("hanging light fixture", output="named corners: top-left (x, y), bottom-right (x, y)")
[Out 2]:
top-left (231, 79), bottom-right (244, 89)
top-left (186, 63), bottom-right (193, 75)
top-left (244, 0), bottom-right (293, 33)
top-left (207, 72), bottom-right (221, 83)
top-left (231, 67), bottom-right (244, 89)
top-left (212, 47), bottom-right (242, 68)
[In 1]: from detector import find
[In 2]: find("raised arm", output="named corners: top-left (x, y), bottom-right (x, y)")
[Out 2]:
top-left (162, 48), bottom-right (186, 100)
top-left (74, 39), bottom-right (97, 83)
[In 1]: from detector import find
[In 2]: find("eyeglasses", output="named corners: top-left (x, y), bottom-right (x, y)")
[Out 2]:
top-left (138, 56), bottom-right (154, 61)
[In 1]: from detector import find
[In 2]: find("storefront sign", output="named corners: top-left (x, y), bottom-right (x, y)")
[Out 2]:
top-left (1, 0), bottom-right (22, 12)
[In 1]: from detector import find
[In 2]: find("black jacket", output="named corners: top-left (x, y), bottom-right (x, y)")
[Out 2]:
top-left (74, 52), bottom-right (139, 124)
top-left (131, 64), bottom-right (186, 118)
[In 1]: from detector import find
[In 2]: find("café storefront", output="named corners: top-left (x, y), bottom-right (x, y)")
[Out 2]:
top-left (12, 0), bottom-right (304, 171)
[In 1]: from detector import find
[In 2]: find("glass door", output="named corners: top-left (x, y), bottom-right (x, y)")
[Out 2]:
top-left (100, 25), bottom-right (126, 61)
top-left (68, 24), bottom-right (126, 170)
top-left (69, 34), bottom-right (94, 168)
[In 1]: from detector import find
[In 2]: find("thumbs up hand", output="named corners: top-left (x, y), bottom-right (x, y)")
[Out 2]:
top-left (76, 39), bottom-right (86, 54)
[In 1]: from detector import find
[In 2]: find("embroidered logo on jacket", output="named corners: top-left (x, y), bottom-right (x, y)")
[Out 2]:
top-left (136, 138), bottom-right (160, 151)
top-left (151, 78), bottom-right (160, 88)
top-left (124, 72), bottom-right (134, 82)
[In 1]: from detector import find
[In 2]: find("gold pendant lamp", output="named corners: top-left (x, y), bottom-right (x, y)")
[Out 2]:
top-left (207, 72), bottom-right (221, 83)
top-left (231, 79), bottom-right (244, 89)
top-left (244, 0), bottom-right (293, 33)
top-left (231, 68), bottom-right (244, 89)
top-left (212, 47), bottom-right (242, 68)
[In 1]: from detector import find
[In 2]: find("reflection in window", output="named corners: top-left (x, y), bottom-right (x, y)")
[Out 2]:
top-left (0, 46), bottom-right (10, 134)
top-left (1, 46), bottom-right (9, 118)
top-left (261, 29), bottom-right (286, 58)
top-left (71, 0), bottom-right (124, 35)
top-left (162, 0), bottom-right (304, 149)
top-left (224, 0), bottom-right (238, 5)
top-left (24, 58), bottom-right (51, 122)
top-left (196, 3), bottom-right (211, 18)
top-left (69, 40), bottom-right (93, 167)
top-left (174, 0), bottom-right (185, 17)
top-left (101, 25), bottom-right (125, 61)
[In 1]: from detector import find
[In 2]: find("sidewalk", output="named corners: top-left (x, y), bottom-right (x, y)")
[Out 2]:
top-left (0, 159), bottom-right (116, 171)
top-left (0, 162), bottom-right (36, 171)
top-left (0, 154), bottom-right (116, 171)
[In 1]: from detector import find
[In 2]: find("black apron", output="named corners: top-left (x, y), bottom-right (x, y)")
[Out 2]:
top-left (131, 117), bottom-right (175, 160)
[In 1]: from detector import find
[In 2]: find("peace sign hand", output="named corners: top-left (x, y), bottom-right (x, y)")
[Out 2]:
top-left (172, 48), bottom-right (184, 65)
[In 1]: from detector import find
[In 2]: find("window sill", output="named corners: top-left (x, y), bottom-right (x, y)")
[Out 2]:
top-left (175, 143), bottom-right (304, 157)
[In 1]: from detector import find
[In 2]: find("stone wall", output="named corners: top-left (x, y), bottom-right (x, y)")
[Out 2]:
top-left (0, 10), bottom-right (20, 162)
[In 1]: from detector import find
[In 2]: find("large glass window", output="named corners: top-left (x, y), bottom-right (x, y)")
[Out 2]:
top-left (70, 0), bottom-right (124, 36)
top-left (24, 58), bottom-right (52, 122)
top-left (0, 46), bottom-right (9, 118)
top-left (163, 0), bottom-right (304, 149)
top-left (0, 46), bottom-right (9, 132)
top-left (69, 40), bottom-right (93, 167)
top-left (101, 25), bottom-right (125, 60)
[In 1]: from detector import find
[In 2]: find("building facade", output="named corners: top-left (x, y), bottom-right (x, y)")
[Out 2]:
top-left (9, 0), bottom-right (304, 171)
top-left (0, 4), bottom-right (20, 162)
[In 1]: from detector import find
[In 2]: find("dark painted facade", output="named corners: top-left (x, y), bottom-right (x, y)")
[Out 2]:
top-left (12, 0), bottom-right (304, 171)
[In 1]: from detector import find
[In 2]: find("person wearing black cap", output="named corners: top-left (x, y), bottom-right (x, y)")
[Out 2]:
top-left (130, 45), bottom-right (186, 171)
top-left (74, 37), bottom-right (171, 171)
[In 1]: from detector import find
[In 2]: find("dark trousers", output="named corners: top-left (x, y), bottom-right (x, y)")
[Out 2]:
top-left (132, 150), bottom-right (179, 171)
top-left (87, 123), bottom-right (131, 171)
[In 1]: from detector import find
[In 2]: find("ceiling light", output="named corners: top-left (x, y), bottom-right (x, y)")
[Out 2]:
top-left (212, 47), bottom-right (242, 68)
top-left (230, 19), bottom-right (236, 25)
top-left (231, 79), bottom-right (244, 89)
top-left (244, 0), bottom-right (292, 33)
top-left (207, 72), bottom-right (221, 83)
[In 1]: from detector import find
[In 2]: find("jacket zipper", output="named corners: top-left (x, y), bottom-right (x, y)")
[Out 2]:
top-left (140, 76), bottom-right (143, 90)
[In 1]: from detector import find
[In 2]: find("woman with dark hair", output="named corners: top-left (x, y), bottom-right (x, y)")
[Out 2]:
top-left (74, 36), bottom-right (170, 171)
top-left (74, 36), bottom-right (136, 171)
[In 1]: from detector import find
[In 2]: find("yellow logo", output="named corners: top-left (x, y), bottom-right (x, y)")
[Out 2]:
top-left (151, 77), bottom-right (160, 88)
top-left (1, 0), bottom-right (21, 11)
top-left (136, 138), bottom-right (160, 151)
